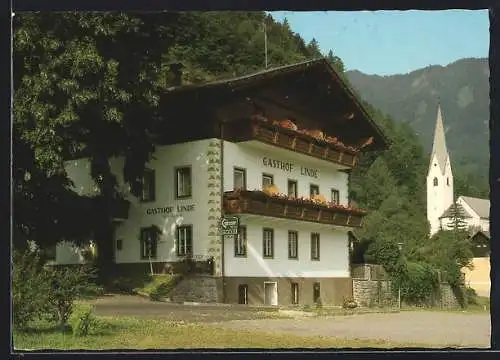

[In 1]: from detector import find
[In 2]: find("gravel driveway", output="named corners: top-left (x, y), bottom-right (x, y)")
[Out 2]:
top-left (89, 295), bottom-right (490, 348)
top-left (221, 311), bottom-right (491, 348)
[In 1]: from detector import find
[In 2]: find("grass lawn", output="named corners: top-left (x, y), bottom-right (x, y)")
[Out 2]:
top-left (14, 316), bottom-right (440, 350)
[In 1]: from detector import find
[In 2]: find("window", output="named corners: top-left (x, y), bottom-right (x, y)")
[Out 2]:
top-left (433, 177), bottom-right (438, 186)
top-left (313, 282), bottom-right (321, 303)
top-left (288, 231), bottom-right (298, 259)
top-left (287, 180), bottom-right (298, 198)
top-left (116, 239), bottom-right (123, 251)
top-left (263, 228), bottom-right (274, 258)
top-left (262, 174), bottom-right (274, 189)
top-left (291, 283), bottom-right (299, 305)
top-left (310, 184), bottom-right (319, 197)
top-left (140, 169), bottom-right (156, 202)
top-left (331, 189), bottom-right (340, 204)
top-left (238, 284), bottom-right (248, 304)
top-left (233, 167), bottom-right (247, 190)
top-left (235, 226), bottom-right (247, 257)
top-left (175, 166), bottom-right (192, 198)
top-left (176, 225), bottom-right (193, 257)
top-left (311, 233), bottom-right (320, 260)
top-left (140, 228), bottom-right (158, 259)
top-left (447, 177), bottom-right (450, 186)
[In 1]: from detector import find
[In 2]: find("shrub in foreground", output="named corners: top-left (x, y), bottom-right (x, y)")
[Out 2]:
top-left (69, 304), bottom-right (99, 337)
top-left (12, 250), bottom-right (51, 330)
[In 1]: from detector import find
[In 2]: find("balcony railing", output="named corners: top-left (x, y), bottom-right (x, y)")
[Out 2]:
top-left (223, 118), bottom-right (360, 168)
top-left (223, 190), bottom-right (366, 228)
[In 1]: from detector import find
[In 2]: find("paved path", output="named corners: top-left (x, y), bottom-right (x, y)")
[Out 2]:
top-left (88, 295), bottom-right (490, 347)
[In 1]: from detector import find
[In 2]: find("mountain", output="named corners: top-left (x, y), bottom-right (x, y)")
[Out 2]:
top-left (346, 58), bottom-right (490, 197)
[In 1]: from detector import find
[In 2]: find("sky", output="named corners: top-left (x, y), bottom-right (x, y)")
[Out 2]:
top-left (269, 10), bottom-right (489, 76)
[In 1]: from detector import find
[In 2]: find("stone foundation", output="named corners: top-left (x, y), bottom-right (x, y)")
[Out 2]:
top-left (169, 275), bottom-right (223, 303)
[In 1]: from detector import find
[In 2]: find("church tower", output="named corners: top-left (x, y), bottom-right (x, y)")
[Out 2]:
top-left (427, 104), bottom-right (454, 236)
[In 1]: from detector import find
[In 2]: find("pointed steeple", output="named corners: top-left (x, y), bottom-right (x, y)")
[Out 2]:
top-left (429, 102), bottom-right (449, 174)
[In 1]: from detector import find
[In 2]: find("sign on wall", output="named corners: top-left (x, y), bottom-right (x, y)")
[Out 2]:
top-left (146, 204), bottom-right (195, 215)
top-left (262, 157), bottom-right (320, 179)
top-left (219, 216), bottom-right (240, 235)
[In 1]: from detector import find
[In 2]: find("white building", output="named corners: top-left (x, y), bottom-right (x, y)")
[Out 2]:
top-left (426, 104), bottom-right (490, 297)
top-left (56, 59), bottom-right (389, 306)
top-left (426, 104), bottom-right (490, 236)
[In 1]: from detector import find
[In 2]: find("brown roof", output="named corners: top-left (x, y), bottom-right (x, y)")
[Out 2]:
top-left (162, 58), bottom-right (390, 151)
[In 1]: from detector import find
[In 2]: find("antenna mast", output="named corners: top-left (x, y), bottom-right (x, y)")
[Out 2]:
top-left (263, 18), bottom-right (268, 69)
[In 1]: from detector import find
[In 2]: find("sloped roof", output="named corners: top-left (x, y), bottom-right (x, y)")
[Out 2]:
top-left (162, 58), bottom-right (390, 151)
top-left (439, 202), bottom-right (472, 219)
top-left (429, 105), bottom-right (450, 175)
top-left (460, 196), bottom-right (490, 219)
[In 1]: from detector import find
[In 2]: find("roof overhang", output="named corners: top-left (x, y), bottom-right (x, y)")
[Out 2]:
top-left (160, 58), bottom-right (390, 152)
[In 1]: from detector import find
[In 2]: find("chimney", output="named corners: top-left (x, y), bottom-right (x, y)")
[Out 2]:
top-left (168, 62), bottom-right (184, 86)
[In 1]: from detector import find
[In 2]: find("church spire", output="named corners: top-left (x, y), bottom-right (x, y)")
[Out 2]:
top-left (429, 102), bottom-right (449, 174)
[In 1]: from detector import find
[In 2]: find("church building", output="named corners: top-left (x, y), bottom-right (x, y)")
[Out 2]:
top-left (426, 104), bottom-right (490, 296)
top-left (54, 58), bottom-right (389, 306)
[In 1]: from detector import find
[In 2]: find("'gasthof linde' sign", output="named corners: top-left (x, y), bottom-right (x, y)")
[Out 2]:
top-left (219, 216), bottom-right (240, 236)
top-left (262, 157), bottom-right (320, 179)
top-left (146, 204), bottom-right (195, 215)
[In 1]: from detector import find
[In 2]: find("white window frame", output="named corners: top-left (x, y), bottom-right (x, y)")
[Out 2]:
top-left (263, 228), bottom-right (274, 258)
top-left (331, 189), bottom-right (340, 204)
top-left (176, 166), bottom-right (192, 198)
top-left (311, 233), bottom-right (320, 260)
top-left (288, 231), bottom-right (298, 259)
top-left (235, 226), bottom-right (247, 257)
top-left (176, 225), bottom-right (193, 257)
top-left (233, 167), bottom-right (247, 190)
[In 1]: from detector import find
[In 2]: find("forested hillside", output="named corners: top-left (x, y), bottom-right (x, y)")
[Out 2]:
top-left (347, 59), bottom-right (490, 198)
top-left (14, 12), bottom-right (464, 293)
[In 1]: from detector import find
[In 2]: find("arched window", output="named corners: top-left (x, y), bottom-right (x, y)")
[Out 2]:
top-left (447, 178), bottom-right (450, 186)
top-left (433, 177), bottom-right (438, 186)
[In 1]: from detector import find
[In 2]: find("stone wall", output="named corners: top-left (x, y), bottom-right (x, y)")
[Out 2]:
top-left (351, 263), bottom-right (463, 309)
top-left (352, 279), bottom-right (397, 308)
top-left (169, 275), bottom-right (223, 303)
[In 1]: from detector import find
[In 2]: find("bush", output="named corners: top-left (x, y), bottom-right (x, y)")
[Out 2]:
top-left (400, 262), bottom-right (439, 306)
top-left (69, 304), bottom-right (98, 337)
top-left (12, 250), bottom-right (51, 330)
top-left (45, 265), bottom-right (100, 329)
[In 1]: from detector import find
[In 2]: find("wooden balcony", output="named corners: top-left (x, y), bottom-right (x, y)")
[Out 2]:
top-left (223, 190), bottom-right (366, 228)
top-left (223, 118), bottom-right (360, 168)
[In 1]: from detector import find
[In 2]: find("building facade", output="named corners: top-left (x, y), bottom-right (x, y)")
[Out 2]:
top-left (55, 59), bottom-right (389, 306)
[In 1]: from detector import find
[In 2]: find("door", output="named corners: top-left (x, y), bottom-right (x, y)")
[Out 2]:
top-left (238, 284), bottom-right (248, 305)
top-left (291, 283), bottom-right (299, 305)
top-left (313, 282), bottom-right (321, 304)
top-left (264, 282), bottom-right (278, 306)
